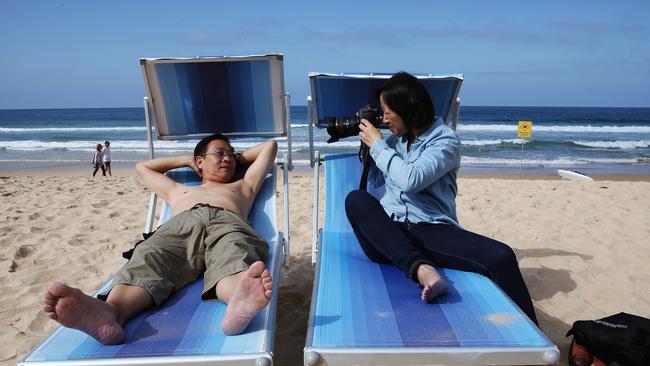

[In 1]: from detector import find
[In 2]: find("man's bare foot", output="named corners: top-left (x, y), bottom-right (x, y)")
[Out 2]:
top-left (417, 264), bottom-right (448, 302)
top-left (43, 282), bottom-right (125, 344)
top-left (221, 261), bottom-right (273, 335)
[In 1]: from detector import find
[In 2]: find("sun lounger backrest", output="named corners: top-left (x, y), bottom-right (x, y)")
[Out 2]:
top-left (140, 54), bottom-right (292, 237)
top-left (141, 54), bottom-right (286, 140)
top-left (309, 72), bottom-right (463, 128)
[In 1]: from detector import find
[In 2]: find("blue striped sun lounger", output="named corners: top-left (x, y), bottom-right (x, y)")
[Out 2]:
top-left (20, 54), bottom-right (291, 366)
top-left (20, 168), bottom-right (282, 366)
top-left (304, 72), bottom-right (558, 365)
top-left (304, 154), bottom-right (559, 365)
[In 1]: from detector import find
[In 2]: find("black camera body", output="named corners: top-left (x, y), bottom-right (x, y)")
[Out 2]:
top-left (324, 105), bottom-right (382, 143)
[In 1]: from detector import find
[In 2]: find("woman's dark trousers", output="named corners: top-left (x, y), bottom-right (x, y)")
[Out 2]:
top-left (345, 189), bottom-right (538, 324)
top-left (92, 163), bottom-right (106, 177)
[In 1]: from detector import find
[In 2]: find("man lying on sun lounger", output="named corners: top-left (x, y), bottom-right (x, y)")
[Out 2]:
top-left (43, 134), bottom-right (278, 344)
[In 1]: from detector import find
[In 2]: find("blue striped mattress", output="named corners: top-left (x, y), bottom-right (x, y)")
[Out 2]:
top-left (21, 168), bottom-right (280, 365)
top-left (305, 154), bottom-right (558, 365)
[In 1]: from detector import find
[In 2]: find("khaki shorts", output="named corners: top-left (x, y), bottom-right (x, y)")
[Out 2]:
top-left (99, 205), bottom-right (268, 306)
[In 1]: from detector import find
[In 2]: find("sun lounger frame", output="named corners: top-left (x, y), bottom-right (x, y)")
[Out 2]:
top-left (19, 166), bottom-right (282, 366)
top-left (304, 72), bottom-right (560, 365)
top-left (19, 54), bottom-right (291, 366)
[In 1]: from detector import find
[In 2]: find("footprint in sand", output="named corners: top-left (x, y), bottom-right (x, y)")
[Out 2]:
top-left (27, 312), bottom-right (50, 335)
top-left (67, 237), bottom-right (86, 246)
top-left (13, 245), bottom-right (33, 259)
top-left (0, 258), bottom-right (17, 273)
top-left (28, 212), bottom-right (40, 220)
top-left (0, 325), bottom-right (18, 361)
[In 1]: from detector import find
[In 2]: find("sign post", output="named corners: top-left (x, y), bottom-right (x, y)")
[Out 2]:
top-left (517, 121), bottom-right (532, 177)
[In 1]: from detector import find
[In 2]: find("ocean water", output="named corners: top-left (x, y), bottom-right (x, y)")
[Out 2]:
top-left (1, 106), bottom-right (649, 173)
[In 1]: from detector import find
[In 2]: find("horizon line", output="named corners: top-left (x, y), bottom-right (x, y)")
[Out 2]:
top-left (2, 104), bottom-right (650, 111)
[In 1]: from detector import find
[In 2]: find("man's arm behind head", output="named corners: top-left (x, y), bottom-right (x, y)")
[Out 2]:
top-left (135, 156), bottom-right (195, 202)
top-left (238, 140), bottom-right (278, 195)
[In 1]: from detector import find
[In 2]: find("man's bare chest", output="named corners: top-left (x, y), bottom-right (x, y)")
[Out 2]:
top-left (171, 183), bottom-right (252, 215)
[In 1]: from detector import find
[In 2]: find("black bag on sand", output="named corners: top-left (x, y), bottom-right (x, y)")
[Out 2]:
top-left (566, 312), bottom-right (650, 366)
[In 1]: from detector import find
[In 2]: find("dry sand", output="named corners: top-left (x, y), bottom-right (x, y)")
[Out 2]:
top-left (1, 169), bottom-right (649, 365)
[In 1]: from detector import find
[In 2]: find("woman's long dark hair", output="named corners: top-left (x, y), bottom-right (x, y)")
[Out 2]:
top-left (376, 72), bottom-right (435, 131)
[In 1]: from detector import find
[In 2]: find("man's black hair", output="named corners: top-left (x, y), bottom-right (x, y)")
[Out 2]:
top-left (193, 133), bottom-right (230, 158)
top-left (376, 71), bottom-right (435, 131)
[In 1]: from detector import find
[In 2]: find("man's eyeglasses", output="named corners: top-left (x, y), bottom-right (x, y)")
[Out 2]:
top-left (202, 149), bottom-right (238, 161)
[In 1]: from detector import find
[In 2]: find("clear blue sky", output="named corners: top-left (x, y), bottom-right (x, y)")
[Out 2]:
top-left (1, 0), bottom-right (648, 108)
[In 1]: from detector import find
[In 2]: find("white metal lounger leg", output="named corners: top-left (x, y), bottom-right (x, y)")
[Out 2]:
top-left (145, 192), bottom-right (158, 233)
top-left (311, 151), bottom-right (320, 265)
top-left (282, 153), bottom-right (290, 266)
top-left (283, 94), bottom-right (293, 170)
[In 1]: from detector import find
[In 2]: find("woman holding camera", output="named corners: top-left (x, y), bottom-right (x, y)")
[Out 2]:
top-left (345, 72), bottom-right (538, 324)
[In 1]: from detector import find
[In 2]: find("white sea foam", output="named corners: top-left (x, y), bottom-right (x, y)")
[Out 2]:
top-left (0, 126), bottom-right (148, 133)
top-left (0, 140), bottom-right (197, 152)
top-left (0, 124), bottom-right (308, 133)
top-left (571, 140), bottom-right (650, 149)
top-left (285, 141), bottom-right (360, 148)
top-left (461, 139), bottom-right (528, 146)
top-left (0, 158), bottom-right (319, 167)
top-left (458, 124), bottom-right (650, 133)
top-left (460, 156), bottom-right (639, 166)
top-left (3, 137), bottom-right (649, 152)
top-left (0, 139), bottom-right (362, 151)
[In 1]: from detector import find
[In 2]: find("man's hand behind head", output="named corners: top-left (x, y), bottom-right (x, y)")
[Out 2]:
top-left (190, 156), bottom-right (202, 178)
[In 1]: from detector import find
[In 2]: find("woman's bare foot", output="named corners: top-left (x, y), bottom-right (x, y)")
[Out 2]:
top-left (417, 264), bottom-right (448, 302)
top-left (43, 282), bottom-right (125, 344)
top-left (221, 261), bottom-right (273, 335)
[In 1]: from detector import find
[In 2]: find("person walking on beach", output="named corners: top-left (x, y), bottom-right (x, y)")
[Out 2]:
top-left (345, 72), bottom-right (538, 324)
top-left (44, 134), bottom-right (277, 343)
top-left (92, 144), bottom-right (106, 177)
top-left (102, 141), bottom-right (112, 176)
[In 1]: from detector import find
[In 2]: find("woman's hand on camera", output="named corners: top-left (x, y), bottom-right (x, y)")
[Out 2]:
top-left (359, 119), bottom-right (383, 147)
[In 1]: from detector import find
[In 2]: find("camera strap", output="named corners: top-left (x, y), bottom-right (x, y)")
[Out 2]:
top-left (359, 146), bottom-right (372, 191)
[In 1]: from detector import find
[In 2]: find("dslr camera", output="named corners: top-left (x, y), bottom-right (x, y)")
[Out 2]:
top-left (323, 105), bottom-right (383, 143)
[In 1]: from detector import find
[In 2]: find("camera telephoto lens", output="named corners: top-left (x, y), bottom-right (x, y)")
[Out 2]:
top-left (324, 105), bottom-right (383, 143)
top-left (324, 117), bottom-right (362, 143)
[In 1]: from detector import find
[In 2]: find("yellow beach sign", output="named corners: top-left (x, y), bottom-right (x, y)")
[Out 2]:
top-left (518, 120), bottom-right (532, 138)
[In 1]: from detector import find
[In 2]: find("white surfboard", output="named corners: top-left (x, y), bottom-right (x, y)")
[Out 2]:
top-left (557, 169), bottom-right (594, 182)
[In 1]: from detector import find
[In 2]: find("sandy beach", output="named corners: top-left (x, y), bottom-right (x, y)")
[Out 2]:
top-left (1, 168), bottom-right (649, 366)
